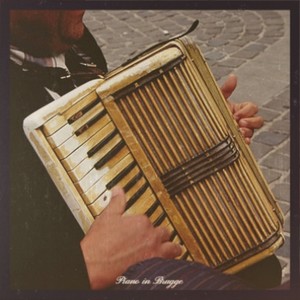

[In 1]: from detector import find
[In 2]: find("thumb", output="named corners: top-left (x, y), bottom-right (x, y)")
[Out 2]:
top-left (220, 74), bottom-right (237, 100)
top-left (104, 186), bottom-right (126, 216)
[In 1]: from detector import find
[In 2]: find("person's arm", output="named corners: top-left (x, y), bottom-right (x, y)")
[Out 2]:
top-left (220, 74), bottom-right (264, 144)
top-left (80, 187), bottom-right (182, 290)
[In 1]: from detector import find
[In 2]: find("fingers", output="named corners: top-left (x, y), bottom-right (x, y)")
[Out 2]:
top-left (155, 226), bottom-right (171, 242)
top-left (239, 127), bottom-right (253, 137)
top-left (154, 227), bottom-right (182, 258)
top-left (233, 102), bottom-right (258, 121)
top-left (159, 241), bottom-right (183, 259)
top-left (238, 116), bottom-right (264, 130)
top-left (138, 225), bottom-right (182, 260)
top-left (231, 102), bottom-right (264, 144)
top-left (104, 186), bottom-right (126, 216)
top-left (220, 74), bottom-right (237, 100)
top-left (238, 118), bottom-right (263, 145)
top-left (220, 79), bottom-right (264, 137)
top-left (238, 116), bottom-right (264, 144)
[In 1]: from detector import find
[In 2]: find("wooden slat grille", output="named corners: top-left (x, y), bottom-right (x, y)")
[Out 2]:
top-left (115, 58), bottom-right (280, 268)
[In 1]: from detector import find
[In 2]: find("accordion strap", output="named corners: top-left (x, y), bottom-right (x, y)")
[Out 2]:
top-left (121, 20), bottom-right (199, 66)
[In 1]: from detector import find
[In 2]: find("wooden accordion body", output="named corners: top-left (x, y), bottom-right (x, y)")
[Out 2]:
top-left (24, 36), bottom-right (284, 273)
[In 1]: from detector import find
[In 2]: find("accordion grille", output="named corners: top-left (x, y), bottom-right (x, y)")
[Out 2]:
top-left (115, 59), bottom-right (280, 268)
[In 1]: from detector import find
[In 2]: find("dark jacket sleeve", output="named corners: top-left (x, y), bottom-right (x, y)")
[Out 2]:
top-left (8, 42), bottom-right (99, 290)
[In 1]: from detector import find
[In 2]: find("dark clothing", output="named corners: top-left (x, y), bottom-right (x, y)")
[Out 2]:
top-left (113, 258), bottom-right (252, 290)
top-left (9, 27), bottom-right (107, 290)
top-left (113, 256), bottom-right (282, 290)
top-left (9, 26), bottom-right (281, 290)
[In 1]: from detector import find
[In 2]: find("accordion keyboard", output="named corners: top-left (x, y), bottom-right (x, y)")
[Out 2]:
top-left (42, 89), bottom-right (192, 261)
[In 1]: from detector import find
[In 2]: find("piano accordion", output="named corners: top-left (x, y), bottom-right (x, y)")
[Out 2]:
top-left (23, 36), bottom-right (284, 273)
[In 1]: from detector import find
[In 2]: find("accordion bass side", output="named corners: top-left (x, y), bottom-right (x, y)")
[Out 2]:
top-left (23, 36), bottom-right (284, 273)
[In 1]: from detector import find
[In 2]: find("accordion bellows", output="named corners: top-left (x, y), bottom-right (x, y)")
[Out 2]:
top-left (24, 36), bottom-right (284, 273)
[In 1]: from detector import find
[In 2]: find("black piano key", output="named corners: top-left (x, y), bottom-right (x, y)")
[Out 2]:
top-left (74, 109), bottom-right (107, 136)
top-left (68, 98), bottom-right (101, 124)
top-left (123, 172), bottom-right (143, 193)
top-left (181, 251), bottom-right (189, 260)
top-left (153, 212), bottom-right (166, 227)
top-left (144, 200), bottom-right (160, 217)
top-left (125, 183), bottom-right (148, 211)
top-left (169, 230), bottom-right (177, 241)
top-left (93, 140), bottom-right (126, 169)
top-left (88, 128), bottom-right (119, 157)
top-left (106, 161), bottom-right (136, 190)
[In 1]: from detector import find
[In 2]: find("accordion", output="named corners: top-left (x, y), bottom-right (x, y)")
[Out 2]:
top-left (23, 35), bottom-right (284, 274)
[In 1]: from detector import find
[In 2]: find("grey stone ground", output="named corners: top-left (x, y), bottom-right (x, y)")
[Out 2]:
top-left (84, 9), bottom-right (291, 284)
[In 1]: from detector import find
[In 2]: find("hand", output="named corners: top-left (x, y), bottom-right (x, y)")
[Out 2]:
top-left (220, 74), bottom-right (264, 144)
top-left (80, 187), bottom-right (182, 290)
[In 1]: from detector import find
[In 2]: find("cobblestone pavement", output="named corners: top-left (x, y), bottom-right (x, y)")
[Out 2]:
top-left (84, 9), bottom-right (290, 284)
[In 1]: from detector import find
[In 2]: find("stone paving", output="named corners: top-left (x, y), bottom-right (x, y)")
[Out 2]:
top-left (84, 9), bottom-right (291, 284)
